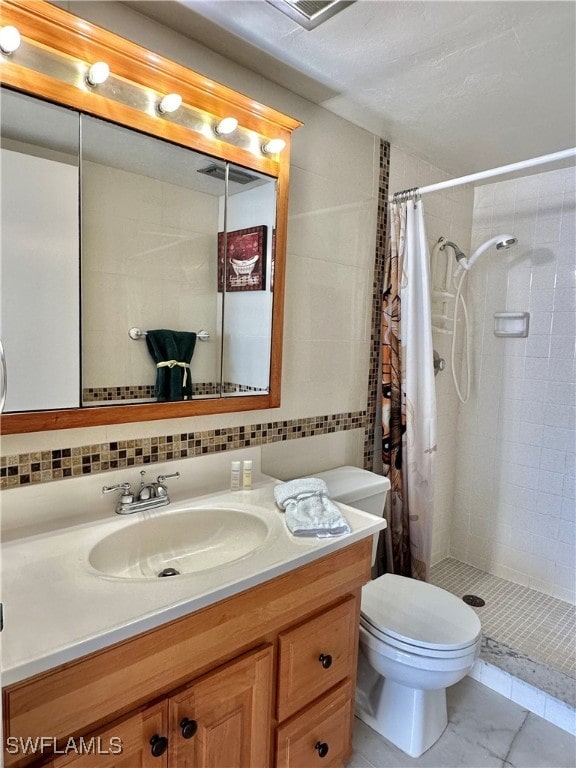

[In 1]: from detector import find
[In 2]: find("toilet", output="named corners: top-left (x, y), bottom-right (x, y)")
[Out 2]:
top-left (315, 466), bottom-right (482, 758)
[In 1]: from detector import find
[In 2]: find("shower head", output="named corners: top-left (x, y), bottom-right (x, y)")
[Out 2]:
top-left (455, 233), bottom-right (518, 276)
top-left (496, 236), bottom-right (518, 250)
top-left (443, 240), bottom-right (467, 262)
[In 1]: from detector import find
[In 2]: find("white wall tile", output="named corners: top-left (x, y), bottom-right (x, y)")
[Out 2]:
top-left (511, 678), bottom-right (547, 716)
top-left (543, 697), bottom-right (576, 735)
top-left (451, 167), bottom-right (575, 604)
top-left (481, 663), bottom-right (513, 698)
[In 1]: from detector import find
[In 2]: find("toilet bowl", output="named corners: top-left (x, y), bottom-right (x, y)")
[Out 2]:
top-left (314, 466), bottom-right (482, 758)
top-left (357, 573), bottom-right (481, 757)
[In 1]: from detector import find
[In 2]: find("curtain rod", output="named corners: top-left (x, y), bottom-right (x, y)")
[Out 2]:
top-left (389, 147), bottom-right (576, 202)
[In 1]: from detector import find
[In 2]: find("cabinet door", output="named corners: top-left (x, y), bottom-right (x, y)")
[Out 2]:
top-left (42, 702), bottom-right (168, 768)
top-left (169, 645), bottom-right (273, 768)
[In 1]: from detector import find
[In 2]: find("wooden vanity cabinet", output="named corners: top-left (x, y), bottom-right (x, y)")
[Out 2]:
top-left (3, 538), bottom-right (371, 768)
top-left (43, 646), bottom-right (273, 768)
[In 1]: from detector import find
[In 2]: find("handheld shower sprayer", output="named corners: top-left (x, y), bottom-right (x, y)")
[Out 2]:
top-left (432, 233), bottom-right (518, 404)
top-left (453, 234), bottom-right (517, 278)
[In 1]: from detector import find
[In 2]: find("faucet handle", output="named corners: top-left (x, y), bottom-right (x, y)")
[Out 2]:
top-left (157, 472), bottom-right (180, 483)
top-left (102, 482), bottom-right (132, 495)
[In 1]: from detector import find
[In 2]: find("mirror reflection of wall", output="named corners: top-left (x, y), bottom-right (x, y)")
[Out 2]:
top-left (80, 116), bottom-right (225, 405)
top-left (0, 90), bottom-right (80, 413)
top-left (221, 172), bottom-right (277, 396)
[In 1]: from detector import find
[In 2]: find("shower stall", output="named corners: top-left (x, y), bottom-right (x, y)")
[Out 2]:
top-left (387, 147), bottom-right (575, 711)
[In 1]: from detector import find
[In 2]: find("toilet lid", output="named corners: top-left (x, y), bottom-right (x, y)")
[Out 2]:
top-left (361, 574), bottom-right (481, 651)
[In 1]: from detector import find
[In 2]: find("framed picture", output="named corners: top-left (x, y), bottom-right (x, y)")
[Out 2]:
top-left (218, 225), bottom-right (267, 292)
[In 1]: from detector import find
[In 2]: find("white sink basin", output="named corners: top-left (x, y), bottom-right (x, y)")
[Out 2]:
top-left (88, 507), bottom-right (272, 579)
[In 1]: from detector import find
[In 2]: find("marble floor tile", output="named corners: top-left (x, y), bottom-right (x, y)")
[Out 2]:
top-left (506, 712), bottom-right (576, 768)
top-left (347, 678), bottom-right (576, 768)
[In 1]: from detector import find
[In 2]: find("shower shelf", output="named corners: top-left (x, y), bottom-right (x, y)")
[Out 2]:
top-left (493, 312), bottom-right (530, 338)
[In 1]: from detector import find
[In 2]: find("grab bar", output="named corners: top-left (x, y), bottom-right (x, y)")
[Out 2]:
top-left (0, 338), bottom-right (7, 413)
top-left (129, 327), bottom-right (210, 342)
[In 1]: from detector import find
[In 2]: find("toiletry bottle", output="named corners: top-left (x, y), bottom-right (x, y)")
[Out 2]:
top-left (242, 459), bottom-right (253, 490)
top-left (230, 461), bottom-right (241, 491)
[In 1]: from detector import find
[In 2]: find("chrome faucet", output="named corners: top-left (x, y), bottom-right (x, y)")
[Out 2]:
top-left (103, 470), bottom-right (180, 514)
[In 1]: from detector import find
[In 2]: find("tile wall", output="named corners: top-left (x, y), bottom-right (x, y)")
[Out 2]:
top-left (451, 166), bottom-right (575, 603)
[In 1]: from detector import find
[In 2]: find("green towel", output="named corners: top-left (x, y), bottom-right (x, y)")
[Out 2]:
top-left (145, 330), bottom-right (197, 402)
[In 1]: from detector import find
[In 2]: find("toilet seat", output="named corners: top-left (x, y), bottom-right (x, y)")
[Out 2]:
top-left (360, 616), bottom-right (479, 659)
top-left (361, 574), bottom-right (481, 652)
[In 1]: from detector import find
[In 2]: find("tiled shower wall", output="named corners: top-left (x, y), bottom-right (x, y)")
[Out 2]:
top-left (387, 147), bottom-right (474, 565)
top-left (451, 166), bottom-right (575, 604)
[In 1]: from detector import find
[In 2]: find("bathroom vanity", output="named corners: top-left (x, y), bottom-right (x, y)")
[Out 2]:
top-left (1, 484), bottom-right (384, 767)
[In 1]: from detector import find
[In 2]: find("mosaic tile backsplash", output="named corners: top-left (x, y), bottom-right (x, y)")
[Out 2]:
top-left (0, 411), bottom-right (368, 489)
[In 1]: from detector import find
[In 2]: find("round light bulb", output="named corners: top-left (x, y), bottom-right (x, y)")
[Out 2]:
top-left (262, 138), bottom-right (286, 155)
top-left (158, 93), bottom-right (182, 114)
top-left (0, 25), bottom-right (21, 55)
top-left (214, 117), bottom-right (238, 136)
top-left (86, 61), bottom-right (110, 86)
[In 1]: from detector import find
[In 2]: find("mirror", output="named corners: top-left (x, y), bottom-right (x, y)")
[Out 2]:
top-left (0, 91), bottom-right (277, 415)
top-left (0, 0), bottom-right (300, 434)
top-left (80, 115), bottom-right (276, 406)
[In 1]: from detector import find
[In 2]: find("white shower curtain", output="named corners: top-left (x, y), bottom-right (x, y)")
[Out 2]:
top-left (382, 199), bottom-right (437, 580)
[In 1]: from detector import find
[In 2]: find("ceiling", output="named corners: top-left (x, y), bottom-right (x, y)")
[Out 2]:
top-left (127, 0), bottom-right (576, 177)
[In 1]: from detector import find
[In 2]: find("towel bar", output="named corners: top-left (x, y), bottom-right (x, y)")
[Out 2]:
top-left (128, 327), bottom-right (210, 341)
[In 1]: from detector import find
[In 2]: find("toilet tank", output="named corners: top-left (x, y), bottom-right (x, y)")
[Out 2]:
top-left (312, 466), bottom-right (390, 564)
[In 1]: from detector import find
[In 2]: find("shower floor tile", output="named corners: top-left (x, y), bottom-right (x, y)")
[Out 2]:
top-left (429, 558), bottom-right (576, 680)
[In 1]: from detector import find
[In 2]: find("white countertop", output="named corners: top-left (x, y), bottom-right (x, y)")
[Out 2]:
top-left (1, 480), bottom-right (385, 686)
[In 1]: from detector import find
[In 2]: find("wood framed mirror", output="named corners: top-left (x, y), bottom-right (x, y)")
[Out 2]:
top-left (0, 0), bottom-right (301, 434)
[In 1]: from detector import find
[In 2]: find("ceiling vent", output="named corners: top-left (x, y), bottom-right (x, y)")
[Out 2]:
top-left (197, 164), bottom-right (260, 185)
top-left (265, 0), bottom-right (356, 30)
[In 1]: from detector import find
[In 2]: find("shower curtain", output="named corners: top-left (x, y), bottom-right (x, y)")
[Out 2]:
top-left (382, 199), bottom-right (437, 581)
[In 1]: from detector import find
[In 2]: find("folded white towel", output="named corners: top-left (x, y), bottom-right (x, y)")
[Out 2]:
top-left (273, 478), bottom-right (351, 537)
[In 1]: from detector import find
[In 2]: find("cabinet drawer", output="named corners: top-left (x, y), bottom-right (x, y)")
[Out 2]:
top-left (276, 681), bottom-right (353, 768)
top-left (277, 596), bottom-right (358, 721)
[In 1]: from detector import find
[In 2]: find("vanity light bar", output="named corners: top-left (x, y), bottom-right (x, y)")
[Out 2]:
top-left (85, 61), bottom-right (110, 87)
top-left (0, 18), bottom-right (288, 161)
top-left (261, 138), bottom-right (286, 155)
top-left (214, 116), bottom-right (238, 136)
top-left (157, 92), bottom-right (182, 115)
top-left (0, 24), bottom-right (21, 54)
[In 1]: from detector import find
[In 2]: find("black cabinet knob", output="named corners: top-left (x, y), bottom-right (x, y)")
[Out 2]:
top-left (150, 734), bottom-right (168, 758)
top-left (318, 653), bottom-right (333, 669)
top-left (180, 717), bottom-right (198, 739)
top-left (315, 741), bottom-right (329, 758)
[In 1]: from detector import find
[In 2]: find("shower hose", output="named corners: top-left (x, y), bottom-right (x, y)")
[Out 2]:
top-left (451, 269), bottom-right (470, 404)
